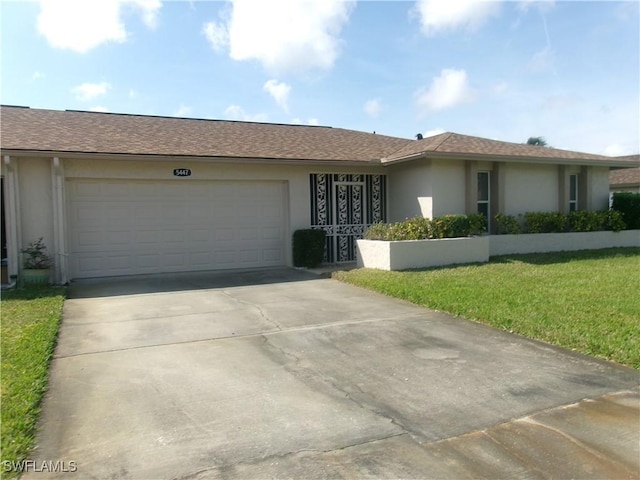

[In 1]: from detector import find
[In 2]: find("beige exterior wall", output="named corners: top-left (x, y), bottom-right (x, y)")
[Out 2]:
top-left (589, 167), bottom-right (612, 211)
top-left (431, 160), bottom-right (466, 216)
top-left (503, 163), bottom-right (559, 215)
top-left (16, 158), bottom-right (56, 273)
top-left (387, 158), bottom-right (433, 222)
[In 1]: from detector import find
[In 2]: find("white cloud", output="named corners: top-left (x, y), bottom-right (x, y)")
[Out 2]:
top-left (223, 105), bottom-right (268, 122)
top-left (415, 68), bottom-right (474, 113)
top-left (603, 144), bottom-right (632, 157)
top-left (517, 0), bottom-right (555, 14)
top-left (131, 0), bottom-right (162, 29)
top-left (36, 0), bottom-right (161, 53)
top-left (202, 21), bottom-right (229, 52)
top-left (263, 79), bottom-right (291, 112)
top-left (528, 46), bottom-right (555, 73)
top-left (413, 0), bottom-right (500, 36)
top-left (174, 105), bottom-right (192, 117)
top-left (32, 71), bottom-right (45, 81)
top-left (128, 89), bottom-right (138, 98)
top-left (90, 106), bottom-right (109, 112)
top-left (291, 118), bottom-right (320, 125)
top-left (72, 82), bottom-right (111, 101)
top-left (424, 128), bottom-right (446, 137)
top-left (363, 98), bottom-right (382, 117)
top-left (203, 0), bottom-right (354, 75)
top-left (492, 81), bottom-right (508, 95)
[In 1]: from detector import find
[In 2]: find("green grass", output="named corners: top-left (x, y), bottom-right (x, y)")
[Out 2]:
top-left (334, 248), bottom-right (640, 369)
top-left (1, 286), bottom-right (65, 478)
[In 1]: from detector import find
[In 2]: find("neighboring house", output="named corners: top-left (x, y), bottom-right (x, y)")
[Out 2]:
top-left (610, 162), bottom-right (640, 194)
top-left (1, 106), bottom-right (636, 283)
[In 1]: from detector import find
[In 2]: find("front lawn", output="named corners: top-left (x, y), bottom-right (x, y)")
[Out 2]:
top-left (1, 286), bottom-right (66, 478)
top-left (334, 248), bottom-right (640, 368)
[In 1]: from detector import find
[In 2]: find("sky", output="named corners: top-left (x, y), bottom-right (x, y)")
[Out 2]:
top-left (1, 0), bottom-right (639, 156)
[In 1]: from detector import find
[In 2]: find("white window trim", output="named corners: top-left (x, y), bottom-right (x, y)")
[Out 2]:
top-left (569, 174), bottom-right (578, 212)
top-left (477, 171), bottom-right (490, 216)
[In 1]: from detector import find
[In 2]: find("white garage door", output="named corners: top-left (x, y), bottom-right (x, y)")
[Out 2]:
top-left (67, 179), bottom-right (287, 278)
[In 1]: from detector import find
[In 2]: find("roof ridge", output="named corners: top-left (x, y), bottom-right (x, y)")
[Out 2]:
top-left (432, 132), bottom-right (454, 151)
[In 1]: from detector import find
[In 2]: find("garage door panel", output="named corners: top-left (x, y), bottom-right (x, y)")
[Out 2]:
top-left (67, 179), bottom-right (286, 278)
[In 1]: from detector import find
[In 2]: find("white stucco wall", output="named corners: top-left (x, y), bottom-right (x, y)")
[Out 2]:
top-left (503, 163), bottom-right (559, 215)
top-left (17, 158), bottom-right (55, 261)
top-left (490, 230), bottom-right (640, 256)
top-left (387, 159), bottom-right (432, 222)
top-left (431, 160), bottom-right (466, 216)
top-left (589, 167), bottom-right (611, 211)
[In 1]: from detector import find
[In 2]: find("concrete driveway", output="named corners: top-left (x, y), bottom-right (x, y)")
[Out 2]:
top-left (27, 268), bottom-right (639, 479)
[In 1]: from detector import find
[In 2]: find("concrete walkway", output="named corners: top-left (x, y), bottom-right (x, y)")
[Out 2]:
top-left (26, 268), bottom-right (639, 479)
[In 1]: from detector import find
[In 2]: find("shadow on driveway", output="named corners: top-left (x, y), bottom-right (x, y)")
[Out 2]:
top-left (67, 267), bottom-right (321, 299)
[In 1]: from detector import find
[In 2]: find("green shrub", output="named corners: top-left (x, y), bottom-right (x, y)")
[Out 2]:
top-left (523, 212), bottom-right (567, 233)
top-left (293, 229), bottom-right (326, 268)
top-left (392, 216), bottom-right (433, 240)
top-left (612, 192), bottom-right (640, 230)
top-left (364, 214), bottom-right (486, 241)
top-left (606, 210), bottom-right (626, 232)
top-left (494, 213), bottom-right (521, 234)
top-left (364, 222), bottom-right (391, 241)
top-left (431, 214), bottom-right (486, 238)
top-left (467, 213), bottom-right (488, 236)
top-left (567, 210), bottom-right (607, 232)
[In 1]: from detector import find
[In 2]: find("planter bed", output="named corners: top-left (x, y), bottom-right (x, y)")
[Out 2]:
top-left (357, 237), bottom-right (489, 271)
top-left (357, 230), bottom-right (640, 271)
top-left (489, 230), bottom-right (640, 256)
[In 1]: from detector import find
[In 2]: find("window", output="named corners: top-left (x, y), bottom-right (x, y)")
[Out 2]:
top-left (477, 171), bottom-right (490, 224)
top-left (569, 174), bottom-right (578, 212)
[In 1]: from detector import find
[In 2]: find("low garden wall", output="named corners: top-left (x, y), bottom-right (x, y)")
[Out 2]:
top-left (357, 237), bottom-right (489, 270)
top-left (489, 230), bottom-right (640, 256)
top-left (357, 230), bottom-right (640, 271)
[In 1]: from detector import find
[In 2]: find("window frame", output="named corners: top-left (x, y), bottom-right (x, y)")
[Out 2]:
top-left (477, 171), bottom-right (490, 224)
top-left (569, 174), bottom-right (578, 212)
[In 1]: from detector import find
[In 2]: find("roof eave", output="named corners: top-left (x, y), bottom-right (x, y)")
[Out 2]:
top-left (382, 150), bottom-right (638, 168)
top-left (0, 149), bottom-right (384, 167)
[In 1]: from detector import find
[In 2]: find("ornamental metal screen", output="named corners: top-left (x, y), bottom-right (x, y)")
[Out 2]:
top-left (310, 173), bottom-right (386, 263)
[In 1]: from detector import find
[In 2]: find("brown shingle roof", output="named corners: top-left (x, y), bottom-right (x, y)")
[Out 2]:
top-left (610, 167), bottom-right (640, 186)
top-left (0, 106), bottom-right (410, 162)
top-left (382, 132), bottom-right (634, 165)
top-left (1, 106), bottom-right (635, 168)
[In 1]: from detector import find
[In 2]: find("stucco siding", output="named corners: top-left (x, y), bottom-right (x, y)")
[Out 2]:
top-left (431, 160), bottom-right (466, 216)
top-left (589, 167), bottom-right (611, 210)
top-left (17, 158), bottom-right (55, 258)
top-left (387, 159), bottom-right (432, 221)
top-left (503, 163), bottom-right (558, 215)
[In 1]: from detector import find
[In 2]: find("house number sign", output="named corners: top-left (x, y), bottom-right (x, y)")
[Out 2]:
top-left (173, 168), bottom-right (192, 177)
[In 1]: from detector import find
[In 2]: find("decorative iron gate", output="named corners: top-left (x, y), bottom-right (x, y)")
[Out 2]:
top-left (310, 173), bottom-right (386, 263)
